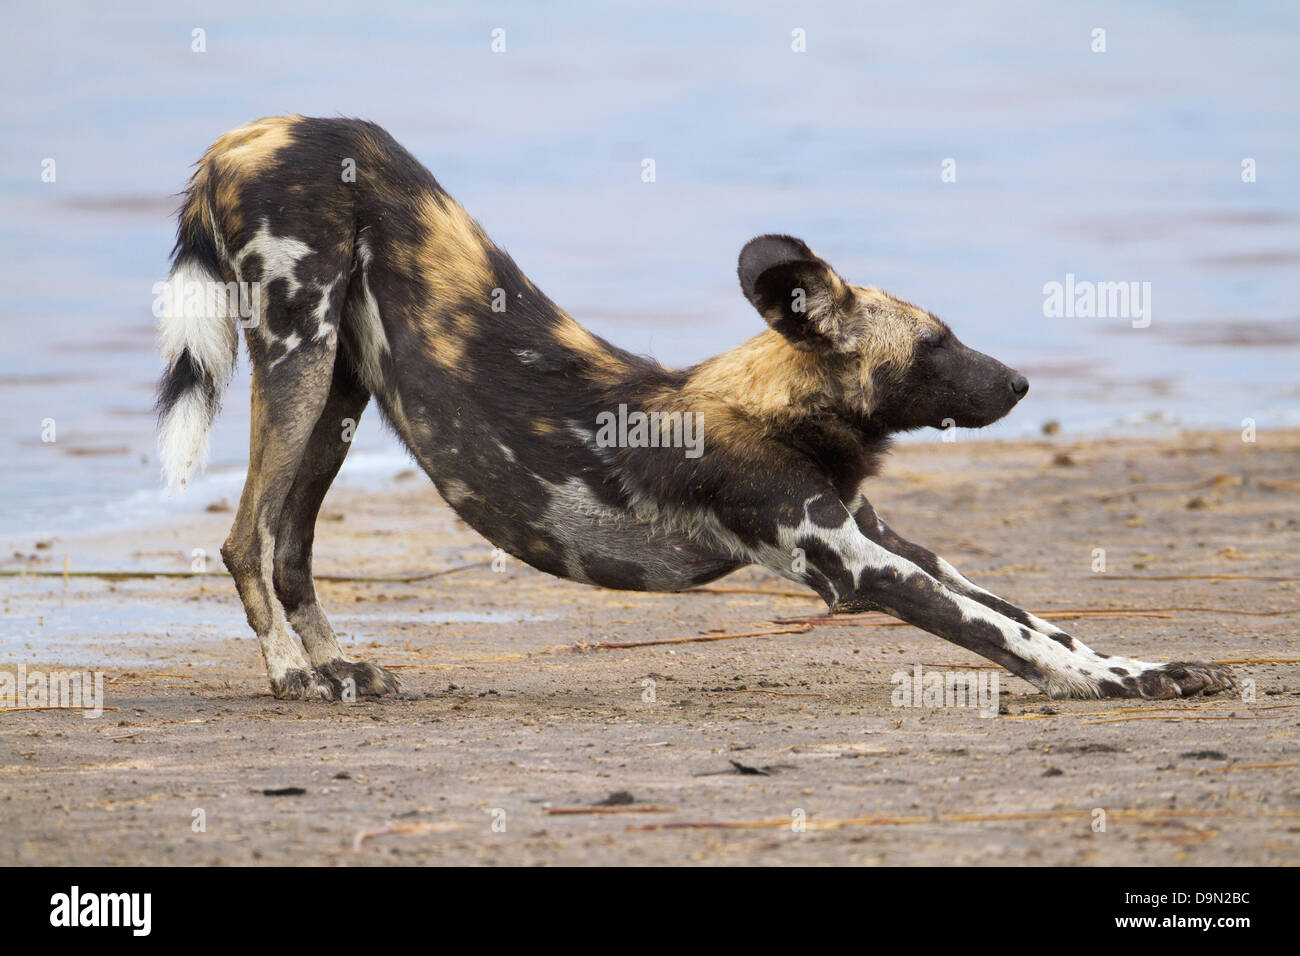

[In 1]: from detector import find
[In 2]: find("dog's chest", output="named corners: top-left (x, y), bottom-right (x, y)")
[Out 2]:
top-left (421, 449), bottom-right (737, 592)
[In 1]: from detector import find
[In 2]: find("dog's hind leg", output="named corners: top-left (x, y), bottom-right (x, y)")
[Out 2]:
top-left (272, 352), bottom-right (400, 697)
top-left (222, 352), bottom-right (337, 698)
top-left (221, 260), bottom-right (351, 699)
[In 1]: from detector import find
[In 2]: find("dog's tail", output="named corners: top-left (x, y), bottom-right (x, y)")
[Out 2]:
top-left (155, 180), bottom-right (239, 491)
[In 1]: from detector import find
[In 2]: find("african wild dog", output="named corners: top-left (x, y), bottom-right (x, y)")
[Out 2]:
top-left (156, 115), bottom-right (1236, 702)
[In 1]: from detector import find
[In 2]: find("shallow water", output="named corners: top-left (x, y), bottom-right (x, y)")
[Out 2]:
top-left (0, 578), bottom-right (554, 664)
top-left (1, 0), bottom-right (1297, 539)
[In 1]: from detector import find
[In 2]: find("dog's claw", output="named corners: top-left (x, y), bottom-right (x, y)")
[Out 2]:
top-left (319, 659), bottom-right (402, 698)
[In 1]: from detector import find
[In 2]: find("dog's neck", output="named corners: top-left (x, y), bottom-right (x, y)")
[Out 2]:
top-left (638, 330), bottom-right (893, 493)
top-left (683, 330), bottom-right (836, 416)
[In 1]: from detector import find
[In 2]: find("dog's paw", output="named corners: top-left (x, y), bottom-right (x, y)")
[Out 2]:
top-left (270, 667), bottom-right (336, 701)
top-left (1133, 661), bottom-right (1237, 699)
top-left (319, 659), bottom-right (402, 698)
top-left (1093, 660), bottom-right (1237, 700)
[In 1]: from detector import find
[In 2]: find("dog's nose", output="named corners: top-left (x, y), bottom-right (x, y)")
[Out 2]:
top-left (1009, 373), bottom-right (1029, 397)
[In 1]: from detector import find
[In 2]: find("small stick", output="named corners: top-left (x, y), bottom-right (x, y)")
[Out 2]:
top-left (1211, 657), bottom-right (1300, 664)
top-left (572, 624), bottom-right (812, 650)
top-left (1096, 573), bottom-right (1300, 583)
top-left (774, 615), bottom-right (897, 626)
top-left (1001, 714), bottom-right (1063, 720)
top-left (1131, 607), bottom-right (1299, 617)
top-left (702, 687), bottom-right (828, 698)
top-left (1190, 760), bottom-right (1300, 773)
top-left (318, 562), bottom-right (490, 583)
top-left (1041, 611), bottom-right (1174, 619)
top-left (1234, 702), bottom-right (1300, 710)
top-left (130, 672), bottom-right (204, 681)
top-left (0, 705), bottom-right (119, 713)
top-left (1082, 713), bottom-right (1284, 726)
top-left (778, 605), bottom-right (1297, 627)
top-left (1096, 474), bottom-right (1237, 502)
top-left (545, 806), bottom-right (678, 815)
top-left (1009, 702), bottom-right (1299, 720)
top-left (350, 823), bottom-right (434, 851)
top-left (687, 586), bottom-right (815, 599)
top-left (777, 611), bottom-right (1174, 627)
top-left (916, 663), bottom-right (1002, 669)
top-left (1253, 478), bottom-right (1300, 493)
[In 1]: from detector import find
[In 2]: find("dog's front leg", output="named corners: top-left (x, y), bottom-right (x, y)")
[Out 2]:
top-left (849, 496), bottom-right (1079, 644)
top-left (730, 490), bottom-right (1232, 698)
top-left (722, 489), bottom-right (1072, 693)
top-left (843, 496), bottom-right (1235, 699)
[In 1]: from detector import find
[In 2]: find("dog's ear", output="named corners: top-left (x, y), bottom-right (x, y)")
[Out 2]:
top-left (737, 235), bottom-right (857, 351)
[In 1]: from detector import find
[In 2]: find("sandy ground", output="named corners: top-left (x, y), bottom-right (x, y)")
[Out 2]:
top-left (2, 430), bottom-right (1298, 866)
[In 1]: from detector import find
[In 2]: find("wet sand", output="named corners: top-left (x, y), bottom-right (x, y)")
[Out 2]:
top-left (2, 431), bottom-right (1298, 866)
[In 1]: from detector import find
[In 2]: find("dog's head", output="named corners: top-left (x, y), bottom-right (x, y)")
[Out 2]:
top-left (737, 234), bottom-right (1028, 432)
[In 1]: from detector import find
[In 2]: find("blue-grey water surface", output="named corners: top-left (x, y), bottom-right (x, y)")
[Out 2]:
top-left (1, 1), bottom-right (1297, 539)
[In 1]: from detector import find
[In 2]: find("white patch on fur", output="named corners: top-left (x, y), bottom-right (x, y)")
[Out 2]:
top-left (312, 277), bottom-right (340, 340)
top-left (262, 622), bottom-right (311, 681)
top-left (535, 477), bottom-right (605, 583)
top-left (269, 331), bottom-right (302, 368)
top-left (621, 486), bottom-right (747, 558)
top-left (935, 556), bottom-right (1070, 639)
top-left (206, 201), bottom-right (229, 262)
top-left (345, 237), bottom-right (390, 392)
top-left (770, 501), bottom-right (909, 602)
top-left (156, 260), bottom-right (238, 378)
top-left (254, 525), bottom-right (315, 682)
top-left (536, 476), bottom-right (734, 590)
top-left (156, 260), bottom-right (239, 489)
top-left (235, 220), bottom-right (312, 301)
top-left (945, 590), bottom-right (1103, 698)
top-left (158, 388), bottom-right (213, 490)
top-left (931, 555), bottom-right (1160, 684)
top-left (440, 478), bottom-right (473, 507)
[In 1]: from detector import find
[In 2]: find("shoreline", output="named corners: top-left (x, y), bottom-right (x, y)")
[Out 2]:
top-left (7, 414), bottom-right (1298, 545)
